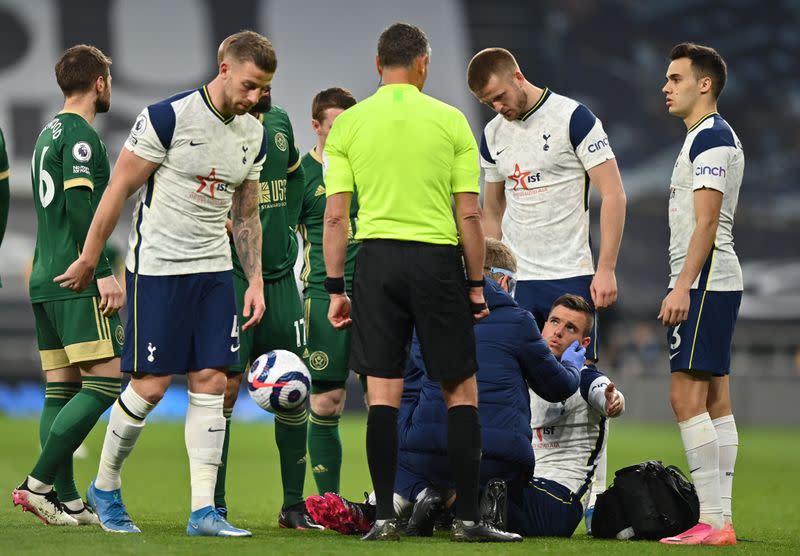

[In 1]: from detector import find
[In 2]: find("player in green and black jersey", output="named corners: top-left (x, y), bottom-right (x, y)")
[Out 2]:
top-left (12, 45), bottom-right (124, 527)
top-left (298, 88), bottom-right (358, 496)
top-left (216, 57), bottom-right (314, 524)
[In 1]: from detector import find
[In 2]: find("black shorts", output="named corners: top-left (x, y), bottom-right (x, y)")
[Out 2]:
top-left (349, 239), bottom-right (477, 382)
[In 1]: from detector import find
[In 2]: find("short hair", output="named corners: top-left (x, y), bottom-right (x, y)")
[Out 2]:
top-left (311, 87), bottom-right (357, 122)
top-left (484, 238), bottom-right (517, 283)
top-left (467, 48), bottom-right (519, 93)
top-left (220, 30), bottom-right (277, 74)
top-left (377, 23), bottom-right (429, 68)
top-left (550, 294), bottom-right (594, 337)
top-left (55, 45), bottom-right (111, 96)
top-left (670, 42), bottom-right (727, 99)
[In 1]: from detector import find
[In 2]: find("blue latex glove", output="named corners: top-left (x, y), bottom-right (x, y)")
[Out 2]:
top-left (560, 340), bottom-right (586, 369)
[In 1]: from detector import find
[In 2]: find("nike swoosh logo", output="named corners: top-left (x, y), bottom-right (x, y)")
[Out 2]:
top-left (112, 430), bottom-right (128, 440)
top-left (495, 147), bottom-right (508, 156)
top-left (189, 140), bottom-right (206, 146)
top-left (689, 466), bottom-right (701, 473)
top-left (208, 427), bottom-right (226, 433)
top-left (230, 344), bottom-right (240, 352)
top-left (250, 378), bottom-right (289, 389)
top-left (669, 352), bottom-right (680, 360)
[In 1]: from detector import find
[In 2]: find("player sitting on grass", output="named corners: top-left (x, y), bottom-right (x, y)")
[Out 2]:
top-left (306, 239), bottom-right (588, 535)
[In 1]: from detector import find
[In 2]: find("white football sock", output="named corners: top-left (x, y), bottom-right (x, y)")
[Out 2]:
top-left (679, 412), bottom-right (723, 529)
top-left (27, 475), bottom-right (52, 493)
top-left (186, 391), bottom-right (225, 512)
top-left (63, 498), bottom-right (84, 511)
top-left (712, 414), bottom-right (738, 524)
top-left (95, 386), bottom-right (154, 491)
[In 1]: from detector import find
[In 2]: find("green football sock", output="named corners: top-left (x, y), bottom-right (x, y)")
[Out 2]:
top-left (214, 407), bottom-right (234, 509)
top-left (40, 382), bottom-right (81, 501)
top-left (274, 407), bottom-right (308, 509)
top-left (31, 376), bottom-right (120, 485)
top-left (308, 410), bottom-right (342, 494)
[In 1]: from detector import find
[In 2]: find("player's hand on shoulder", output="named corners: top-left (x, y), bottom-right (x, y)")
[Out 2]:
top-left (468, 287), bottom-right (490, 322)
top-left (657, 287), bottom-right (690, 327)
top-left (96, 275), bottom-right (125, 316)
top-left (590, 268), bottom-right (618, 309)
top-left (604, 382), bottom-right (624, 417)
top-left (54, 257), bottom-right (95, 293)
top-left (328, 293), bottom-right (352, 329)
top-left (560, 340), bottom-right (586, 369)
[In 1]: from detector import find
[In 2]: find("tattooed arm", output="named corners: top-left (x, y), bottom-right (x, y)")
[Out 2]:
top-left (231, 178), bottom-right (265, 330)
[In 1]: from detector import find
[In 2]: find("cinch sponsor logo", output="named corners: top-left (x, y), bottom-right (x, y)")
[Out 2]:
top-left (695, 165), bottom-right (726, 177)
top-left (587, 137), bottom-right (609, 153)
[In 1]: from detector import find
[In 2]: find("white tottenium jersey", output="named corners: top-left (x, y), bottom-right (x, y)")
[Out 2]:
top-left (530, 365), bottom-right (612, 501)
top-left (124, 87), bottom-right (267, 276)
top-left (480, 89), bottom-right (615, 281)
top-left (668, 112), bottom-right (744, 291)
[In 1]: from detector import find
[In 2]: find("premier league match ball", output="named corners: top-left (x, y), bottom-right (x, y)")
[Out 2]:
top-left (247, 350), bottom-right (312, 413)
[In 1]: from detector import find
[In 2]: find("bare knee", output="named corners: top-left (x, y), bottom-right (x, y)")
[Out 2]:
top-left (310, 388), bottom-right (346, 417)
top-left (441, 375), bottom-right (478, 408)
top-left (670, 372), bottom-right (710, 422)
top-left (130, 375), bottom-right (170, 405)
top-left (188, 368), bottom-right (227, 395)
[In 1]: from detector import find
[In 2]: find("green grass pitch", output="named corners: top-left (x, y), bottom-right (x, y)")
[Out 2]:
top-left (1, 415), bottom-right (797, 554)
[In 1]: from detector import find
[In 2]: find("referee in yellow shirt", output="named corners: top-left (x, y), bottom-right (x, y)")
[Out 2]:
top-left (322, 23), bottom-right (521, 543)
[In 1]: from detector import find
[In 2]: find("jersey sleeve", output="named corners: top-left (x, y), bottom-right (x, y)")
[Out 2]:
top-left (323, 116), bottom-right (354, 196)
top-left (690, 128), bottom-right (736, 193)
top-left (479, 128), bottom-right (504, 183)
top-left (124, 105), bottom-right (173, 164)
top-left (579, 364), bottom-right (609, 412)
top-left (569, 104), bottom-right (615, 171)
top-left (450, 111), bottom-right (480, 194)
top-left (247, 127), bottom-right (268, 181)
top-left (286, 117), bottom-right (301, 174)
top-left (62, 127), bottom-right (101, 191)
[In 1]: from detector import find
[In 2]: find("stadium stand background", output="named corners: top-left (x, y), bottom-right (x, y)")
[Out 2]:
top-left (0, 0), bottom-right (798, 423)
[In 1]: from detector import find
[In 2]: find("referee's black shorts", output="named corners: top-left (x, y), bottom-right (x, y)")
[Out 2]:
top-left (349, 239), bottom-right (477, 382)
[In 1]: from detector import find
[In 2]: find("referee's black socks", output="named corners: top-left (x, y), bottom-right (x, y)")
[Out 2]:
top-left (448, 405), bottom-right (482, 523)
top-left (366, 405), bottom-right (399, 521)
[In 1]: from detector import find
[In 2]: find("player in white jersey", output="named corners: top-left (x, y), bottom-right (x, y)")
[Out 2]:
top-left (55, 31), bottom-right (273, 537)
top-left (466, 47), bottom-right (626, 362)
top-left (657, 43), bottom-right (742, 547)
top-left (466, 47), bottom-right (626, 523)
top-left (514, 293), bottom-right (624, 537)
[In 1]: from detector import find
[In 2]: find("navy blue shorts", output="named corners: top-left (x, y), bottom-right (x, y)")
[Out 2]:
top-left (122, 270), bottom-right (239, 374)
top-left (514, 275), bottom-right (599, 360)
top-left (507, 477), bottom-right (583, 537)
top-left (667, 289), bottom-right (741, 376)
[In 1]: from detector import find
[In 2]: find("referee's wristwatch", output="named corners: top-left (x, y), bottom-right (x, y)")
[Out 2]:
top-left (466, 277), bottom-right (485, 288)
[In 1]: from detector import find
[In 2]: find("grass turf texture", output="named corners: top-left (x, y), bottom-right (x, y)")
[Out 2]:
top-left (1, 415), bottom-right (797, 554)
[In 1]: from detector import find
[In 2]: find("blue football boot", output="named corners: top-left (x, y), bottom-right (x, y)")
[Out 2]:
top-left (86, 480), bottom-right (141, 533)
top-left (187, 506), bottom-right (252, 537)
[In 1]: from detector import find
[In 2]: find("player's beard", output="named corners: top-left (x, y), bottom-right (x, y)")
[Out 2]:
top-left (95, 92), bottom-right (111, 114)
